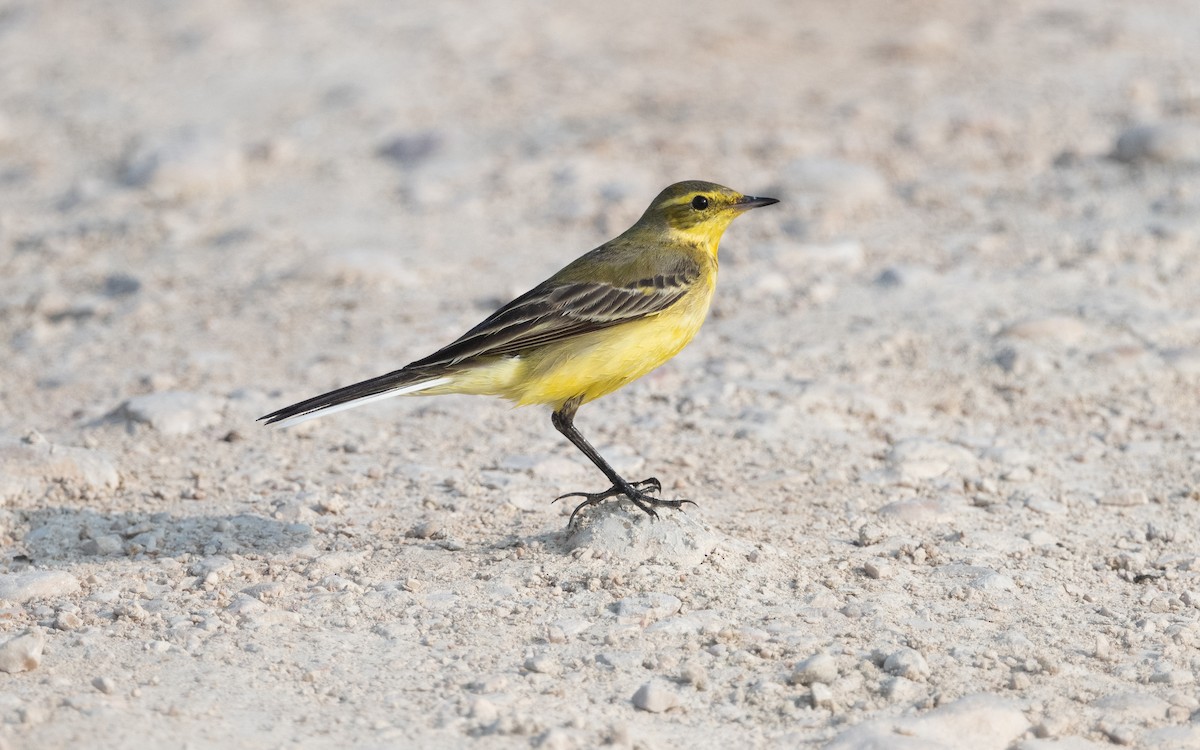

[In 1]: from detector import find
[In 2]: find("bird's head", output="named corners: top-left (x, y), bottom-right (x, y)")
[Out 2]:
top-left (637, 180), bottom-right (778, 249)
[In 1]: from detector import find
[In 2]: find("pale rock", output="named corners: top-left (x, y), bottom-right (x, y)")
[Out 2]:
top-left (612, 593), bottom-right (682, 624)
top-left (0, 631), bottom-right (45, 673)
top-left (1090, 692), bottom-right (1170, 723)
top-left (790, 653), bottom-right (839, 686)
top-left (998, 316), bottom-right (1089, 345)
top-left (117, 391), bottom-right (225, 435)
top-left (563, 501), bottom-right (734, 567)
top-left (827, 694), bottom-right (1028, 750)
top-left (1019, 737), bottom-right (1108, 750)
top-left (885, 438), bottom-right (978, 482)
top-left (877, 497), bottom-right (957, 525)
top-left (883, 647), bottom-right (930, 680)
top-left (0, 571), bottom-right (81, 603)
top-left (1098, 490), bottom-right (1147, 507)
top-left (524, 654), bottom-right (562, 676)
top-left (971, 572), bottom-right (1016, 592)
top-left (645, 609), bottom-right (725, 635)
top-left (811, 682), bottom-right (834, 708)
top-left (0, 437), bottom-right (120, 500)
top-left (631, 680), bottom-right (678, 713)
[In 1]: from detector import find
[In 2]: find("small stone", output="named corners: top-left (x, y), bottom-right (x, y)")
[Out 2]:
top-left (863, 558), bottom-right (894, 579)
top-left (0, 631), bottom-right (45, 673)
top-left (679, 662), bottom-right (709, 691)
top-left (1091, 692), bottom-right (1170, 723)
top-left (376, 131), bottom-right (441, 168)
top-left (0, 438), bottom-right (120, 500)
top-left (92, 676), bottom-right (116, 694)
top-left (54, 611), bottom-right (83, 631)
top-left (998, 316), bottom-right (1089, 345)
top-left (971, 572), bottom-right (1016, 592)
top-left (631, 680), bottom-right (678, 713)
top-left (469, 697), bottom-right (498, 724)
top-left (406, 520), bottom-right (444, 540)
top-left (612, 593), bottom-right (682, 624)
top-left (524, 654), bottom-right (562, 676)
top-left (881, 676), bottom-right (922, 702)
top-left (1099, 490), bottom-right (1147, 507)
top-left (790, 653), bottom-right (839, 686)
top-left (1112, 123), bottom-right (1200, 164)
top-left (883, 647), bottom-right (930, 680)
top-left (0, 570), bottom-right (81, 603)
top-left (116, 391), bottom-right (225, 435)
top-left (1025, 530), bottom-right (1057, 546)
top-left (857, 523), bottom-right (887, 547)
top-left (810, 682), bottom-right (834, 708)
top-left (81, 534), bottom-right (124, 556)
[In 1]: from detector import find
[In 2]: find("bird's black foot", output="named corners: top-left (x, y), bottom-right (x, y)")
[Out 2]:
top-left (554, 477), bottom-right (695, 527)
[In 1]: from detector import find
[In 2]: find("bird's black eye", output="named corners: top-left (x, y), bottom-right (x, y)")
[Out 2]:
top-left (691, 195), bottom-right (709, 210)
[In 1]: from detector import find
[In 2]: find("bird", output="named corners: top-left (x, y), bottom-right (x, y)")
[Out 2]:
top-left (260, 180), bottom-right (779, 525)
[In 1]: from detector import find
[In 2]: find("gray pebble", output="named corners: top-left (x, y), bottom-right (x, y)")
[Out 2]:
top-left (1113, 123), bottom-right (1200, 164)
top-left (92, 676), bottom-right (116, 694)
top-left (631, 680), bottom-right (678, 713)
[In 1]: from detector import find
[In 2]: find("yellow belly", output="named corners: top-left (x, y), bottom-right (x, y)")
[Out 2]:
top-left (436, 285), bottom-right (713, 409)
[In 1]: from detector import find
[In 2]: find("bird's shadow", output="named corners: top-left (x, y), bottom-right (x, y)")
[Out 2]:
top-left (5, 506), bottom-right (310, 567)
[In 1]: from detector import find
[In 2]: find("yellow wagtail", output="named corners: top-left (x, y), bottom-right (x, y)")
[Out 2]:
top-left (260, 181), bottom-right (778, 524)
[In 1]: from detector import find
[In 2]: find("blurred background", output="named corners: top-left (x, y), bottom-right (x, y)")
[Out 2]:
top-left (2, 2), bottom-right (1200, 747)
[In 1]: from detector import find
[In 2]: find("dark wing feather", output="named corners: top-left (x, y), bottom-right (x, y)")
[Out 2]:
top-left (406, 265), bottom-right (701, 369)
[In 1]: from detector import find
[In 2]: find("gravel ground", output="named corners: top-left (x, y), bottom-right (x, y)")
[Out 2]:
top-left (2, 1), bottom-right (1200, 748)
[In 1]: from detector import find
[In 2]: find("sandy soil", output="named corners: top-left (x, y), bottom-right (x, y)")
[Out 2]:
top-left (2, 1), bottom-right (1200, 748)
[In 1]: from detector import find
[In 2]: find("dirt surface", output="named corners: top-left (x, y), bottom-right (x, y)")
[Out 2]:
top-left (3, 1), bottom-right (1200, 748)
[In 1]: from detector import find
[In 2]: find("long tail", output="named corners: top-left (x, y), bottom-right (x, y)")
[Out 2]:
top-left (258, 368), bottom-right (452, 428)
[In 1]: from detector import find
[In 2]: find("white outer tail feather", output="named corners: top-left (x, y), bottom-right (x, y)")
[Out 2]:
top-left (269, 377), bottom-right (452, 429)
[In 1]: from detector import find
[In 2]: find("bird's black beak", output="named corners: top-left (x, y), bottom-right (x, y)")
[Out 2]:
top-left (737, 195), bottom-right (780, 209)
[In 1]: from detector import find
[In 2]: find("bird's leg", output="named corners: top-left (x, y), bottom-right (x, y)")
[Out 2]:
top-left (550, 399), bottom-right (693, 526)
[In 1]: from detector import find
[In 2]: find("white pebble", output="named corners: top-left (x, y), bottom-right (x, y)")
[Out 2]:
top-left (883, 647), bottom-right (930, 680)
top-left (0, 570), bottom-right (81, 603)
top-left (811, 682), bottom-right (835, 709)
top-left (92, 676), bottom-right (116, 694)
top-left (631, 680), bottom-right (678, 713)
top-left (864, 558), bottom-right (894, 579)
top-left (791, 653), bottom-right (839, 685)
top-left (613, 593), bottom-right (682, 623)
top-left (0, 631), bottom-right (45, 673)
top-left (1098, 490), bottom-right (1147, 507)
top-left (524, 654), bottom-right (562, 676)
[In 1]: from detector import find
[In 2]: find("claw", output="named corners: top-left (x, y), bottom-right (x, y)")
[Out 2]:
top-left (556, 477), bottom-right (693, 528)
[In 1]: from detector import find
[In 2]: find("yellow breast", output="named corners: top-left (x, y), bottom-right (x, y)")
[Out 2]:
top-left (502, 283), bottom-right (714, 409)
